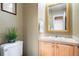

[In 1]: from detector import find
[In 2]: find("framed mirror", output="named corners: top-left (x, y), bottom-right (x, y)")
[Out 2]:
top-left (45, 3), bottom-right (70, 33)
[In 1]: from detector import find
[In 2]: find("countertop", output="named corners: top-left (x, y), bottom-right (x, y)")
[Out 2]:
top-left (39, 36), bottom-right (79, 46)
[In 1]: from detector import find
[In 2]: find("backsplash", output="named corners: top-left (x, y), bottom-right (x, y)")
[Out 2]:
top-left (72, 35), bottom-right (79, 42)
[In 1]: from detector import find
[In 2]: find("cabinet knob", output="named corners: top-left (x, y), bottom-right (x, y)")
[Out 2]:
top-left (52, 45), bottom-right (55, 47)
top-left (56, 45), bottom-right (59, 48)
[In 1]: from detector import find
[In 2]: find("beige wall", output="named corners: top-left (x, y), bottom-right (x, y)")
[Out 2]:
top-left (23, 3), bottom-right (38, 56)
top-left (72, 3), bottom-right (79, 41)
top-left (0, 4), bottom-right (23, 44)
top-left (72, 4), bottom-right (78, 36)
top-left (78, 4), bottom-right (79, 37)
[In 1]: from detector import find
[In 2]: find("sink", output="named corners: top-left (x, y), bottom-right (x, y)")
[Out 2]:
top-left (39, 36), bottom-right (77, 43)
top-left (40, 36), bottom-right (65, 41)
top-left (40, 36), bottom-right (65, 40)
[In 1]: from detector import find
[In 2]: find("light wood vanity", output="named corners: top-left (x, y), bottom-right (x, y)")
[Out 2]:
top-left (38, 40), bottom-right (79, 56)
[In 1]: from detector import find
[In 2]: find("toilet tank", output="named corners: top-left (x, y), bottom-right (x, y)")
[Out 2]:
top-left (0, 41), bottom-right (23, 56)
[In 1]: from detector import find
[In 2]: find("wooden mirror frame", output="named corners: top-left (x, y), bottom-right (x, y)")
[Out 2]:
top-left (45, 3), bottom-right (70, 33)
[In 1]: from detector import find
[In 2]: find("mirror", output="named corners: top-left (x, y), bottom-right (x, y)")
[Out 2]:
top-left (45, 3), bottom-right (70, 33)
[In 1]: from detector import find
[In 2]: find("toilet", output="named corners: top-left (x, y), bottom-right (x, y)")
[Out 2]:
top-left (0, 41), bottom-right (23, 56)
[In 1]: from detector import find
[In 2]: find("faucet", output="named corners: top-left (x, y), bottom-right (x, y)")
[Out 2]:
top-left (55, 35), bottom-right (61, 38)
top-left (55, 35), bottom-right (58, 37)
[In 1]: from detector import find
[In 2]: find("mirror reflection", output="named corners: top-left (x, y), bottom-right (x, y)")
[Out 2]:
top-left (46, 3), bottom-right (70, 33)
top-left (48, 4), bottom-right (66, 31)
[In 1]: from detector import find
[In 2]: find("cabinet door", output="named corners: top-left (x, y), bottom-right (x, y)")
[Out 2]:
top-left (74, 46), bottom-right (79, 56)
top-left (39, 41), bottom-right (55, 56)
top-left (56, 44), bottom-right (74, 56)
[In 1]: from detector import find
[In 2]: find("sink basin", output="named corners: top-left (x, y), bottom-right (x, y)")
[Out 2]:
top-left (39, 36), bottom-right (77, 43)
top-left (40, 36), bottom-right (65, 40)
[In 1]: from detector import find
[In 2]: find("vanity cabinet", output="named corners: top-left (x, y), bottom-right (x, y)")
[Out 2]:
top-left (39, 41), bottom-right (79, 56)
top-left (39, 41), bottom-right (55, 56)
top-left (55, 43), bottom-right (74, 56)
